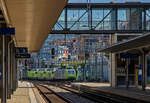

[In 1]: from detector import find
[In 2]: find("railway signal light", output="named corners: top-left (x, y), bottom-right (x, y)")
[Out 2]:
top-left (51, 48), bottom-right (55, 55)
top-left (51, 48), bottom-right (55, 58)
top-left (25, 60), bottom-right (28, 66)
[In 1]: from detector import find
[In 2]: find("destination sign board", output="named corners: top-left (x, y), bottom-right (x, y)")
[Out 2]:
top-left (15, 47), bottom-right (30, 58)
top-left (15, 47), bottom-right (28, 54)
top-left (0, 28), bottom-right (15, 35)
top-left (15, 54), bottom-right (31, 58)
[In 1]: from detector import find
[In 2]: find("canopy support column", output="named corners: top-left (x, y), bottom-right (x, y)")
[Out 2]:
top-left (2, 35), bottom-right (6, 103)
top-left (111, 53), bottom-right (117, 87)
top-left (141, 48), bottom-right (148, 91)
top-left (126, 58), bottom-right (129, 89)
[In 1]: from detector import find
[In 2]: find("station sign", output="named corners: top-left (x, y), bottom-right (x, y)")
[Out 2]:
top-left (0, 28), bottom-right (15, 35)
top-left (120, 53), bottom-right (139, 58)
top-left (15, 47), bottom-right (30, 58)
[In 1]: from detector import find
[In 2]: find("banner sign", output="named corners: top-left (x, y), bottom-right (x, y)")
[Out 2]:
top-left (0, 28), bottom-right (15, 35)
top-left (138, 64), bottom-right (142, 82)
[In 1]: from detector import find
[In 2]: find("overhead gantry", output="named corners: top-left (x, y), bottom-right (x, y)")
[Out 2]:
top-left (52, 2), bottom-right (150, 34)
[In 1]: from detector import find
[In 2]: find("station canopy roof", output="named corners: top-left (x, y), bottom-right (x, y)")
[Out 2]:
top-left (3, 0), bottom-right (67, 52)
top-left (97, 33), bottom-right (150, 53)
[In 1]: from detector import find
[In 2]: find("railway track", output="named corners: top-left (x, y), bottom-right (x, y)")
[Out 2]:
top-left (56, 85), bottom-right (122, 103)
top-left (47, 82), bottom-right (150, 103)
top-left (34, 83), bottom-right (73, 103)
top-left (42, 82), bottom-right (121, 103)
top-left (34, 81), bottom-right (150, 103)
top-left (74, 85), bottom-right (150, 103)
top-left (35, 82), bottom-right (122, 103)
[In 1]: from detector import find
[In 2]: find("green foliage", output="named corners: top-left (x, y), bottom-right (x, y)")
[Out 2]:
top-left (60, 64), bottom-right (66, 69)
top-left (41, 61), bottom-right (47, 68)
top-left (73, 65), bottom-right (78, 70)
top-left (73, 65), bottom-right (78, 74)
top-left (80, 63), bottom-right (86, 68)
top-left (104, 53), bottom-right (109, 58)
top-left (49, 64), bottom-right (55, 68)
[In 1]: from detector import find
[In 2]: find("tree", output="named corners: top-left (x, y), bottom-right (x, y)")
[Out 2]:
top-left (41, 60), bottom-right (45, 68)
top-left (73, 65), bottom-right (78, 75)
top-left (104, 53), bottom-right (109, 58)
top-left (80, 63), bottom-right (86, 68)
top-left (41, 60), bottom-right (48, 68)
top-left (60, 64), bottom-right (66, 69)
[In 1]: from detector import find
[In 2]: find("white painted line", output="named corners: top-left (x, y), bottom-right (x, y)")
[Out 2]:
top-left (27, 82), bottom-right (38, 103)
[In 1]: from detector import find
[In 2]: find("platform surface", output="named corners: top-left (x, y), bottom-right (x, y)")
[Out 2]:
top-left (71, 82), bottom-right (150, 102)
top-left (6, 81), bottom-right (45, 103)
top-left (72, 82), bottom-right (110, 88)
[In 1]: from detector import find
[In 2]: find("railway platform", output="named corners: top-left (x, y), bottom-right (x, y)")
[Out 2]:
top-left (2, 81), bottom-right (45, 103)
top-left (71, 82), bottom-right (150, 102)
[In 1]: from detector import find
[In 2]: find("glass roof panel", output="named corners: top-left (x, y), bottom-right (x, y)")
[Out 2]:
top-left (68, 0), bottom-right (150, 3)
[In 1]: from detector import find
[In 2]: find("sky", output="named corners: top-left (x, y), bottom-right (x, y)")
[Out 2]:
top-left (69, 0), bottom-right (150, 3)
